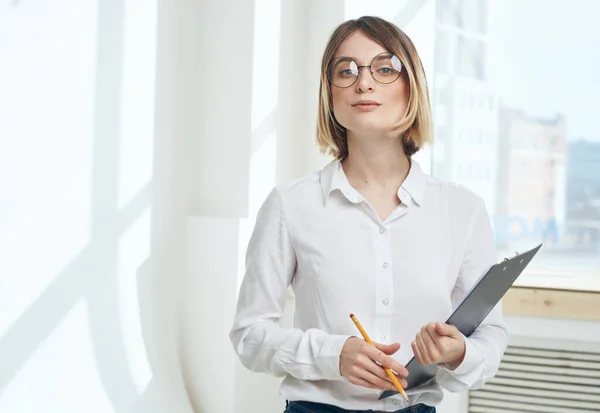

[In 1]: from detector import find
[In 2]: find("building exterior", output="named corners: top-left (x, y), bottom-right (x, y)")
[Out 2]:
top-left (564, 140), bottom-right (600, 250)
top-left (495, 107), bottom-right (567, 249)
top-left (432, 0), bottom-right (499, 214)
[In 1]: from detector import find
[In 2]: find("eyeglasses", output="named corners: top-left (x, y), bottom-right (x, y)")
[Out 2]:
top-left (327, 52), bottom-right (403, 88)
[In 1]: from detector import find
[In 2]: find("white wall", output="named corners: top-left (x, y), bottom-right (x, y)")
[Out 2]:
top-left (0, 1), bottom-right (193, 412)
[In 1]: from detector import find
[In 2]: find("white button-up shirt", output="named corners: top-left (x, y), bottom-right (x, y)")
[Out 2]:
top-left (230, 159), bottom-right (508, 411)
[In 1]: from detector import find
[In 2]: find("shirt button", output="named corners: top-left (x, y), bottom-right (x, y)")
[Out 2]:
top-left (379, 228), bottom-right (385, 234)
top-left (382, 262), bottom-right (388, 268)
top-left (380, 335), bottom-right (387, 341)
top-left (382, 299), bottom-right (389, 306)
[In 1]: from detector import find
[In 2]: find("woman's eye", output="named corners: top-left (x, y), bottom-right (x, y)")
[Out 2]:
top-left (379, 67), bottom-right (393, 74)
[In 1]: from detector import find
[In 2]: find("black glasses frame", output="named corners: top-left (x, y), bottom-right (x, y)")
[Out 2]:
top-left (327, 52), bottom-right (403, 88)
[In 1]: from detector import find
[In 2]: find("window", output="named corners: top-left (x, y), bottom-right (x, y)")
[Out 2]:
top-left (438, 0), bottom-right (462, 27)
top-left (456, 36), bottom-right (485, 80)
top-left (435, 28), bottom-right (451, 72)
top-left (432, 0), bottom-right (600, 286)
top-left (461, 0), bottom-right (485, 33)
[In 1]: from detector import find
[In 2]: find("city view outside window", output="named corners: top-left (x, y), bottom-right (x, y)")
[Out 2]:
top-left (432, 0), bottom-right (600, 281)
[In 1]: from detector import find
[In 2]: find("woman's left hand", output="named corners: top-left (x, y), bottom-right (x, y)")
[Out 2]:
top-left (412, 322), bottom-right (466, 370)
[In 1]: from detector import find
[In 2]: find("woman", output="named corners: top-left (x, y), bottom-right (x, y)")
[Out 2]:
top-left (230, 16), bottom-right (507, 413)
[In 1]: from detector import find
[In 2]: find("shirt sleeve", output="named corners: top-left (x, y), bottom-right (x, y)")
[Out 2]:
top-left (436, 197), bottom-right (509, 392)
top-left (229, 187), bottom-right (352, 381)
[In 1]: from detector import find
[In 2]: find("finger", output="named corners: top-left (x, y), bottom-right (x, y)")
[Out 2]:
top-left (349, 375), bottom-right (396, 391)
top-left (423, 326), bottom-right (442, 351)
top-left (350, 367), bottom-right (397, 391)
top-left (422, 325), bottom-right (440, 346)
top-left (422, 327), bottom-right (443, 363)
top-left (436, 322), bottom-right (460, 339)
top-left (426, 322), bottom-right (442, 342)
top-left (363, 361), bottom-right (409, 391)
top-left (363, 369), bottom-right (398, 391)
top-left (348, 374), bottom-right (379, 389)
top-left (375, 362), bottom-right (409, 388)
top-left (372, 360), bottom-right (409, 387)
top-left (366, 346), bottom-right (408, 378)
top-left (374, 341), bottom-right (400, 355)
top-left (412, 339), bottom-right (425, 365)
top-left (416, 332), bottom-right (431, 364)
top-left (392, 374), bottom-right (409, 390)
top-left (358, 353), bottom-right (392, 383)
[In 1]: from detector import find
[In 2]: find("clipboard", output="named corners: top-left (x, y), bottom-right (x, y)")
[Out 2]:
top-left (379, 243), bottom-right (542, 400)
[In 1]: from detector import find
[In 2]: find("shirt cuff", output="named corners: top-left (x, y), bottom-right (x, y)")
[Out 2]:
top-left (315, 335), bottom-right (353, 380)
top-left (441, 333), bottom-right (483, 377)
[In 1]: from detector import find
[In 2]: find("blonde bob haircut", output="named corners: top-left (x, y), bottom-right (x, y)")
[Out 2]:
top-left (316, 16), bottom-right (433, 160)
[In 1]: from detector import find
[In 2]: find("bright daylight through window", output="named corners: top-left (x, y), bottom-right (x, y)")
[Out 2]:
top-left (431, 0), bottom-right (600, 289)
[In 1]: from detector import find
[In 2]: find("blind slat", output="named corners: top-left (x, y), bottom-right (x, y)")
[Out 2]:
top-left (478, 383), bottom-right (600, 403)
top-left (471, 398), bottom-right (593, 413)
top-left (496, 366), bottom-right (600, 386)
top-left (471, 389), bottom-right (600, 410)
top-left (502, 354), bottom-right (600, 370)
top-left (499, 361), bottom-right (600, 379)
top-left (470, 407), bottom-right (531, 413)
top-left (489, 377), bottom-right (599, 394)
top-left (506, 346), bottom-right (600, 363)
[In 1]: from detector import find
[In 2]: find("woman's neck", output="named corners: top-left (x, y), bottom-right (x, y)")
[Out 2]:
top-left (342, 133), bottom-right (411, 188)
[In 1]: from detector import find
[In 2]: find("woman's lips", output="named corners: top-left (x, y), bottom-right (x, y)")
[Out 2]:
top-left (353, 102), bottom-right (381, 111)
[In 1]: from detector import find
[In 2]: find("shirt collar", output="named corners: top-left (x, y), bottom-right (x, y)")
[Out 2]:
top-left (399, 159), bottom-right (427, 206)
top-left (320, 158), bottom-right (427, 206)
top-left (320, 159), bottom-right (363, 205)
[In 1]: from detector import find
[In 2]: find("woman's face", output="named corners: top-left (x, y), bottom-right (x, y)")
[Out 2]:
top-left (329, 31), bottom-right (409, 137)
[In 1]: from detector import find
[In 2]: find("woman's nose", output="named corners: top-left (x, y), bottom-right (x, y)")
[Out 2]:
top-left (355, 67), bottom-right (375, 91)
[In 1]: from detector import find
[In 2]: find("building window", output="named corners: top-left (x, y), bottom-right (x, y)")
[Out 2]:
top-left (432, 0), bottom-right (600, 282)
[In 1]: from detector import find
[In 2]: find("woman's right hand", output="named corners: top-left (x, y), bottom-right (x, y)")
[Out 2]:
top-left (339, 337), bottom-right (409, 391)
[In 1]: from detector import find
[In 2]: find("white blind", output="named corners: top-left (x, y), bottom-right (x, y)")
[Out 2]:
top-left (469, 341), bottom-right (600, 413)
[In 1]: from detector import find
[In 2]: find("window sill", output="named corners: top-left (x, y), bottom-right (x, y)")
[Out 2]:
top-left (503, 286), bottom-right (600, 321)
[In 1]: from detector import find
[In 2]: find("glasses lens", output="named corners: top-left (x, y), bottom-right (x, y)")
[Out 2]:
top-left (371, 54), bottom-right (402, 84)
top-left (328, 58), bottom-right (359, 88)
top-left (327, 54), bottom-right (403, 87)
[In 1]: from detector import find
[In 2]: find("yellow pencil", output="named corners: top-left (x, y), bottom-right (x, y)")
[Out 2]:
top-left (349, 313), bottom-right (409, 401)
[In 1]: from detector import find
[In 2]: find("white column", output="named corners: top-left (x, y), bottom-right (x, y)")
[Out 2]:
top-left (276, 0), bottom-right (310, 183)
top-left (303, 0), bottom-right (346, 173)
top-left (145, 0), bottom-right (197, 411)
top-left (176, 0), bottom-right (256, 412)
top-left (183, 2), bottom-right (255, 217)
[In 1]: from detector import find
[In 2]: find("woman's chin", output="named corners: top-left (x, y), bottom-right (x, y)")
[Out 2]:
top-left (346, 124), bottom-right (393, 137)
